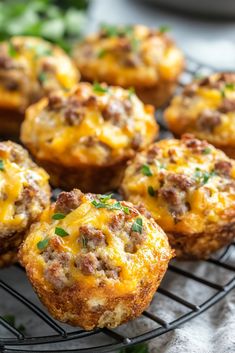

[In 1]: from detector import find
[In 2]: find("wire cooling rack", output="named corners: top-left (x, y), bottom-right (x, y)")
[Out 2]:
top-left (0, 57), bottom-right (235, 353)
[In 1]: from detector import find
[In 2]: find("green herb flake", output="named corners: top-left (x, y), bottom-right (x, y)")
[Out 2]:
top-left (8, 41), bottom-right (17, 58)
top-left (158, 25), bottom-right (171, 33)
top-left (2, 315), bottom-right (26, 334)
top-left (132, 218), bottom-right (143, 234)
top-left (194, 168), bottom-right (216, 185)
top-left (55, 227), bottom-right (69, 237)
top-left (122, 206), bottom-right (130, 214)
top-left (225, 83), bottom-right (235, 90)
top-left (119, 342), bottom-right (149, 353)
top-left (130, 37), bottom-right (140, 52)
top-left (0, 160), bottom-right (4, 171)
top-left (99, 193), bottom-right (113, 202)
top-left (148, 186), bottom-right (155, 197)
top-left (128, 86), bottom-right (135, 99)
top-left (81, 235), bottom-right (87, 248)
top-left (100, 24), bottom-right (133, 38)
top-left (202, 147), bottom-right (211, 155)
top-left (52, 213), bottom-right (66, 220)
top-left (141, 164), bottom-right (153, 177)
top-left (93, 82), bottom-right (109, 94)
top-left (38, 71), bottom-right (47, 83)
top-left (97, 48), bottom-right (107, 58)
top-left (37, 238), bottom-right (49, 251)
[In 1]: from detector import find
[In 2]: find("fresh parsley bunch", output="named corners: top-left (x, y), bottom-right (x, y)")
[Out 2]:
top-left (0, 0), bottom-right (90, 52)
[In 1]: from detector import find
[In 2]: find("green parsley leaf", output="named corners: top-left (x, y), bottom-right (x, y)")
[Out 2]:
top-left (38, 71), bottom-right (47, 83)
top-left (128, 86), bottom-right (135, 99)
top-left (37, 238), bottom-right (49, 250)
top-left (132, 218), bottom-right (143, 234)
top-left (130, 37), bottom-right (140, 52)
top-left (122, 206), bottom-right (130, 214)
top-left (0, 160), bottom-right (4, 171)
top-left (2, 315), bottom-right (26, 334)
top-left (8, 41), bottom-right (17, 57)
top-left (159, 25), bottom-right (170, 33)
top-left (99, 193), bottom-right (113, 202)
top-left (141, 164), bottom-right (153, 177)
top-left (52, 213), bottom-right (66, 220)
top-left (97, 48), bottom-right (107, 58)
top-left (100, 23), bottom-right (133, 38)
top-left (194, 168), bottom-right (216, 185)
top-left (55, 227), bottom-right (69, 237)
top-left (91, 199), bottom-right (130, 214)
top-left (225, 83), bottom-right (235, 90)
top-left (119, 342), bottom-right (149, 353)
top-left (148, 185), bottom-right (155, 196)
top-left (81, 235), bottom-right (88, 248)
top-left (202, 147), bottom-right (211, 155)
top-left (93, 82), bottom-right (109, 94)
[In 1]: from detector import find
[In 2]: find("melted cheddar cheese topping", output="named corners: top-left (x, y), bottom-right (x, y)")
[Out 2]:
top-left (0, 142), bottom-right (49, 228)
top-left (165, 73), bottom-right (235, 147)
top-left (0, 36), bottom-right (79, 110)
top-left (121, 136), bottom-right (235, 235)
top-left (21, 192), bottom-right (172, 294)
top-left (21, 82), bottom-right (158, 167)
top-left (73, 25), bottom-right (184, 88)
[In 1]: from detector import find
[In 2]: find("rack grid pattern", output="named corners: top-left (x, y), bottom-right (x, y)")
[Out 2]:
top-left (0, 57), bottom-right (234, 353)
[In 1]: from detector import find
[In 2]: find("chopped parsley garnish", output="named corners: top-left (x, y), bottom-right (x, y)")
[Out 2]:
top-left (93, 82), bottom-right (109, 94)
top-left (194, 168), bottom-right (216, 185)
top-left (37, 238), bottom-right (49, 250)
top-left (100, 23), bottom-right (133, 38)
top-left (158, 25), bottom-right (171, 33)
top-left (0, 160), bottom-right (4, 171)
top-left (130, 37), bottom-right (140, 52)
top-left (221, 83), bottom-right (235, 98)
top-left (202, 147), bottom-right (211, 155)
top-left (8, 41), bottom-right (17, 57)
top-left (52, 213), bottom-right (66, 220)
top-left (148, 186), bottom-right (155, 197)
top-left (128, 86), bottom-right (135, 99)
top-left (132, 218), bottom-right (143, 234)
top-left (38, 71), bottom-right (47, 83)
top-left (81, 235), bottom-right (88, 248)
top-left (97, 48), bottom-right (107, 58)
top-left (141, 164), bottom-right (153, 177)
top-left (55, 227), bottom-right (69, 237)
top-left (2, 315), bottom-right (26, 334)
top-left (91, 195), bottom-right (130, 214)
top-left (119, 342), bottom-right (149, 353)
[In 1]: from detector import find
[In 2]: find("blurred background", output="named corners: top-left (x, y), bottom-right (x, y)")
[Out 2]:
top-left (0, 0), bottom-right (234, 68)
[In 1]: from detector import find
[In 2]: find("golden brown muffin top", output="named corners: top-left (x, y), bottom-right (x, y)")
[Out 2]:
top-left (21, 82), bottom-right (158, 167)
top-left (165, 72), bottom-right (235, 147)
top-left (0, 36), bottom-right (79, 110)
top-left (19, 189), bottom-right (172, 291)
top-left (121, 134), bottom-right (235, 234)
top-left (73, 24), bottom-right (184, 87)
top-left (0, 141), bottom-right (50, 236)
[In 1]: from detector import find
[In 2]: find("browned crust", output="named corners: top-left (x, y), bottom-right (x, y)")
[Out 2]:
top-left (170, 131), bottom-right (235, 160)
top-left (22, 256), bottom-right (169, 330)
top-left (0, 108), bottom-right (24, 137)
top-left (135, 80), bottom-right (177, 108)
top-left (35, 158), bottom-right (130, 193)
top-left (0, 250), bottom-right (18, 268)
top-left (0, 231), bottom-right (26, 268)
top-left (167, 221), bottom-right (235, 260)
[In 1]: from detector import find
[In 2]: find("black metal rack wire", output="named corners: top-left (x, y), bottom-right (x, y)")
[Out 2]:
top-left (0, 57), bottom-right (234, 353)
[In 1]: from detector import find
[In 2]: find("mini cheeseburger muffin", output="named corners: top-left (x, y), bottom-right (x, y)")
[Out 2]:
top-left (0, 141), bottom-right (50, 267)
top-left (19, 189), bottom-right (172, 330)
top-left (73, 24), bottom-right (184, 107)
top-left (165, 73), bottom-right (235, 158)
top-left (121, 134), bottom-right (235, 259)
top-left (0, 36), bottom-right (79, 135)
top-left (21, 82), bottom-right (158, 193)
